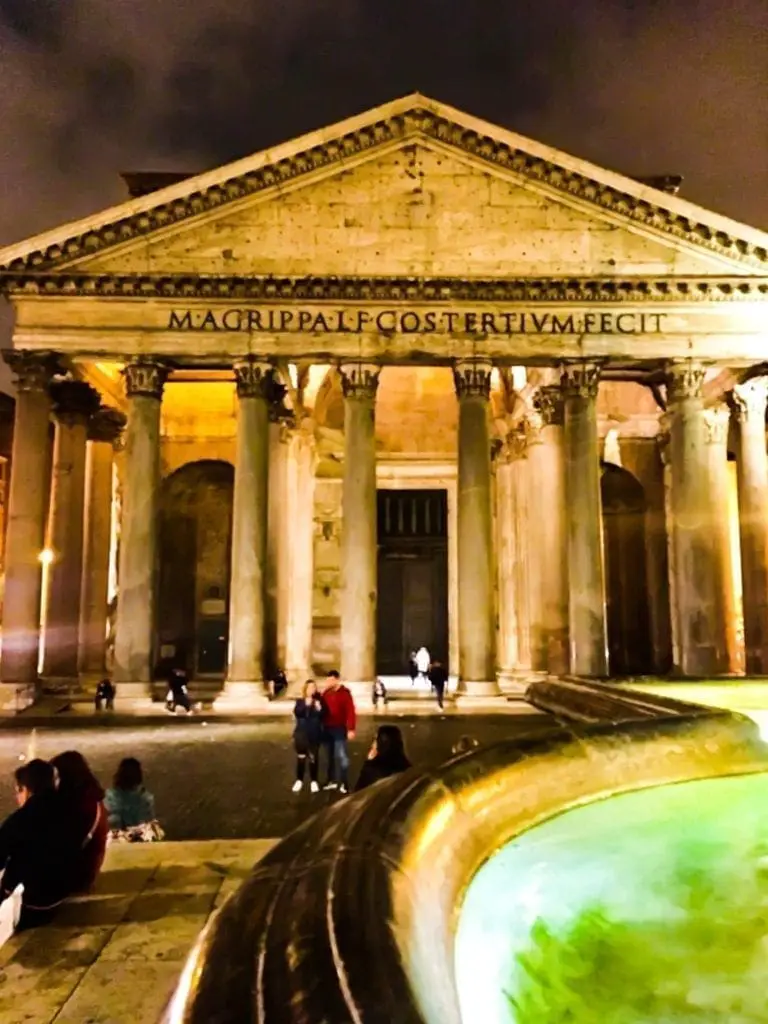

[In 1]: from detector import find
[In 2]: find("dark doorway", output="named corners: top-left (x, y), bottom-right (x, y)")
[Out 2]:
top-left (157, 461), bottom-right (234, 679)
top-left (376, 489), bottom-right (449, 675)
top-left (601, 463), bottom-right (653, 676)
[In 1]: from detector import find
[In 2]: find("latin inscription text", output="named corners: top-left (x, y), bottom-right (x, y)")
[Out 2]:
top-left (167, 308), bottom-right (667, 336)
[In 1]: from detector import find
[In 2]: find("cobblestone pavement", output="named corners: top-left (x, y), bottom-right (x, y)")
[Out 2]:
top-left (0, 713), bottom-right (552, 839)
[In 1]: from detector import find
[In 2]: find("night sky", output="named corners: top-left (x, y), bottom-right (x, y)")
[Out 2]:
top-left (0, 0), bottom-right (766, 248)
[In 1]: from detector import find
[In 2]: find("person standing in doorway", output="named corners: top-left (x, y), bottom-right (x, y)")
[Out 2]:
top-left (415, 646), bottom-right (430, 683)
top-left (429, 658), bottom-right (449, 710)
top-left (321, 670), bottom-right (356, 794)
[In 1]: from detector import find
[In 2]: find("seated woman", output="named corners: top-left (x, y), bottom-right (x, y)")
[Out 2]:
top-left (51, 751), bottom-right (108, 893)
top-left (354, 725), bottom-right (412, 792)
top-left (0, 760), bottom-right (79, 931)
top-left (105, 758), bottom-right (162, 842)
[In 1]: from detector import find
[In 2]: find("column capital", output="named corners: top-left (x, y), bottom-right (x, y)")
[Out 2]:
top-left (2, 350), bottom-right (62, 391)
top-left (560, 361), bottom-right (602, 399)
top-left (233, 358), bottom-right (273, 399)
top-left (703, 404), bottom-right (730, 446)
top-left (453, 359), bottom-right (493, 399)
top-left (88, 406), bottom-right (127, 446)
top-left (123, 359), bottom-right (169, 399)
top-left (532, 385), bottom-right (565, 427)
top-left (497, 425), bottom-right (528, 463)
top-left (339, 362), bottom-right (381, 399)
top-left (50, 379), bottom-right (101, 425)
top-left (666, 360), bottom-right (707, 403)
top-left (732, 378), bottom-right (768, 425)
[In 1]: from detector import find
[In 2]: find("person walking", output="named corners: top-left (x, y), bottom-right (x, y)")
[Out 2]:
top-left (166, 666), bottom-right (191, 714)
top-left (415, 646), bottom-right (430, 683)
top-left (429, 658), bottom-right (449, 710)
top-left (354, 725), bottom-right (411, 791)
top-left (321, 670), bottom-right (356, 794)
top-left (292, 680), bottom-right (324, 793)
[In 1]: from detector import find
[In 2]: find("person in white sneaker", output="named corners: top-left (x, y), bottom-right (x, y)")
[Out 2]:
top-left (291, 680), bottom-right (324, 793)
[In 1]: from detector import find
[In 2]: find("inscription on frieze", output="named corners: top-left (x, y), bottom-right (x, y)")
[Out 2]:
top-left (166, 307), bottom-right (668, 336)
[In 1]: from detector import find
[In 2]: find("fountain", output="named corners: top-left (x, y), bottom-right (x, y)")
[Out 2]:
top-left (164, 682), bottom-right (768, 1023)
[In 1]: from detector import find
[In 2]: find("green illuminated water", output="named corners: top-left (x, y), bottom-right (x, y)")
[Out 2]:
top-left (455, 773), bottom-right (768, 1023)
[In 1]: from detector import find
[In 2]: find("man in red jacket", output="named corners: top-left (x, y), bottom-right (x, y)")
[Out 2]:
top-left (321, 670), bottom-right (356, 794)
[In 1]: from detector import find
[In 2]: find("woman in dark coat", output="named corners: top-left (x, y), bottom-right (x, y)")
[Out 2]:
top-left (292, 680), bottom-right (325, 793)
top-left (51, 751), bottom-right (108, 892)
top-left (354, 725), bottom-right (411, 792)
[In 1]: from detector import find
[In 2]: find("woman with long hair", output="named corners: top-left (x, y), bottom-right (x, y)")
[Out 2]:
top-left (354, 725), bottom-right (411, 792)
top-left (105, 757), bottom-right (162, 842)
top-left (51, 751), bottom-right (108, 892)
top-left (292, 679), bottom-right (324, 793)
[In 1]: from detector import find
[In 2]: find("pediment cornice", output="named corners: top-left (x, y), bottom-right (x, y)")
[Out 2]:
top-left (2, 96), bottom-right (767, 274)
top-left (2, 273), bottom-right (768, 303)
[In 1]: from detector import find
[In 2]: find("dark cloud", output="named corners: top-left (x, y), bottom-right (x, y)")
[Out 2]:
top-left (0, 0), bottom-right (766, 255)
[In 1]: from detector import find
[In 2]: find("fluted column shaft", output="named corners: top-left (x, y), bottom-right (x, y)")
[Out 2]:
top-left (705, 405), bottom-right (740, 673)
top-left (496, 427), bottom-right (529, 686)
top-left (339, 363), bottom-right (380, 686)
top-left (266, 403), bottom-right (291, 677)
top-left (666, 362), bottom-right (728, 676)
top-left (454, 361), bottom-right (498, 694)
top-left (285, 427), bottom-right (316, 685)
top-left (113, 361), bottom-right (168, 686)
top-left (226, 360), bottom-right (272, 687)
top-left (78, 409), bottom-right (125, 676)
top-left (562, 362), bottom-right (608, 676)
top-left (0, 352), bottom-right (59, 688)
top-left (43, 380), bottom-right (102, 680)
top-left (529, 386), bottom-right (569, 675)
top-left (734, 380), bottom-right (768, 673)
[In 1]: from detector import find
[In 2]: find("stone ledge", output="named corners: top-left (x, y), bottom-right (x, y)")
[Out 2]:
top-left (0, 839), bottom-right (277, 1024)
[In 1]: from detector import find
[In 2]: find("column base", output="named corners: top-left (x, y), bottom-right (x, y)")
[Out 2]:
top-left (214, 681), bottom-right (270, 711)
top-left (455, 679), bottom-right (503, 698)
top-left (497, 671), bottom-right (546, 697)
top-left (113, 681), bottom-right (154, 707)
top-left (40, 675), bottom-right (83, 696)
top-left (0, 683), bottom-right (37, 713)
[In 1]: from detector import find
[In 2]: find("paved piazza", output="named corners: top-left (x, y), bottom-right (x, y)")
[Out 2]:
top-left (0, 712), bottom-right (550, 839)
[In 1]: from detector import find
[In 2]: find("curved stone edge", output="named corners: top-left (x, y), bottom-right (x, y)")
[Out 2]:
top-left (164, 711), bottom-right (768, 1024)
top-left (525, 676), bottom-right (726, 723)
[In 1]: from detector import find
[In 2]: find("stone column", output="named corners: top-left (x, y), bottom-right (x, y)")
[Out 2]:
top-left (339, 363), bottom-right (380, 691)
top-left (666, 362), bottom-right (727, 676)
top-left (496, 425), bottom-right (530, 691)
top-left (113, 360), bottom-right (168, 688)
top-left (78, 408), bottom-right (125, 677)
top-left (266, 400), bottom-right (291, 677)
top-left (285, 424), bottom-right (316, 685)
top-left (453, 360), bottom-right (499, 695)
top-left (42, 380), bottom-right (102, 682)
top-left (733, 380), bottom-right (768, 674)
top-left (223, 358), bottom-right (272, 700)
top-left (0, 352), bottom-right (60, 691)
top-left (530, 385), bottom-right (569, 675)
top-left (562, 362), bottom-right (608, 676)
top-left (659, 429), bottom-right (681, 671)
top-left (705, 405), bottom-right (740, 673)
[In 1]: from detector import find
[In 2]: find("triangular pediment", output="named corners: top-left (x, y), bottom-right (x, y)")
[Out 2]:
top-left (1, 93), bottom-right (767, 282)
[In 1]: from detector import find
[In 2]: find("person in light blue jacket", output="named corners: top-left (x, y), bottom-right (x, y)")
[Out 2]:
top-left (104, 758), bottom-right (159, 839)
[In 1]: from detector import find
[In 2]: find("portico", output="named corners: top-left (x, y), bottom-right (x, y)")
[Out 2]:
top-left (0, 93), bottom-right (767, 707)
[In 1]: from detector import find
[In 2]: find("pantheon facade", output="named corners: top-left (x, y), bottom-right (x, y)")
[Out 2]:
top-left (0, 94), bottom-right (767, 707)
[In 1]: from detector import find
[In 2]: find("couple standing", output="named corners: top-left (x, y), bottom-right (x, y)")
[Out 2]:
top-left (292, 670), bottom-right (356, 795)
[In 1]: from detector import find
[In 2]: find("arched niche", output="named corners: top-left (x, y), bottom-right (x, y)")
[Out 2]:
top-left (601, 462), bottom-right (653, 676)
top-left (157, 459), bottom-right (234, 679)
